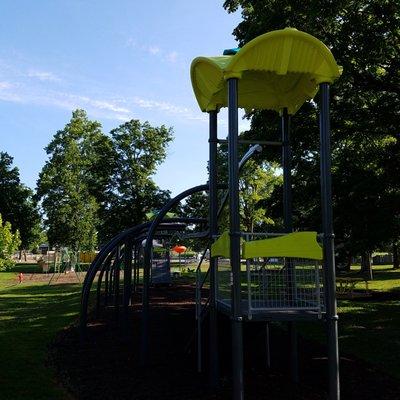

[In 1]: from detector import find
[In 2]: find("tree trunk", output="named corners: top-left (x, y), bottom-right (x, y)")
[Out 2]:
top-left (23, 249), bottom-right (27, 262)
top-left (361, 252), bottom-right (373, 280)
top-left (19, 249), bottom-right (22, 260)
top-left (393, 243), bottom-right (399, 270)
top-left (344, 254), bottom-right (352, 273)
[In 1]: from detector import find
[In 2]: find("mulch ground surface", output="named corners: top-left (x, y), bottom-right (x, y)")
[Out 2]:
top-left (50, 284), bottom-right (400, 400)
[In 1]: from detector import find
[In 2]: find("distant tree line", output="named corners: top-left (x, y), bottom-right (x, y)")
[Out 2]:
top-left (0, 151), bottom-right (41, 268)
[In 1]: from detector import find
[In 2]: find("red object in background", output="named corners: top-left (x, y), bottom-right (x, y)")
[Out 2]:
top-left (172, 245), bottom-right (187, 254)
top-left (18, 272), bottom-right (23, 283)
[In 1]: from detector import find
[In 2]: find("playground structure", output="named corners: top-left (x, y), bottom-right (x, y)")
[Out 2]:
top-left (38, 248), bottom-right (83, 284)
top-left (80, 28), bottom-right (341, 400)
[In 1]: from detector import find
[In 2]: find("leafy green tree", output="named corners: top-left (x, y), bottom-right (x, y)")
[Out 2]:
top-left (223, 0), bottom-right (400, 271)
top-left (36, 110), bottom-right (107, 250)
top-left (181, 192), bottom-right (209, 219)
top-left (215, 143), bottom-right (282, 233)
top-left (239, 160), bottom-right (282, 232)
top-left (0, 152), bottom-right (41, 255)
top-left (0, 213), bottom-right (21, 270)
top-left (102, 120), bottom-right (173, 240)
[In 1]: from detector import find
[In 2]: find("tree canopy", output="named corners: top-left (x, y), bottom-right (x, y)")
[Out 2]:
top-left (36, 110), bottom-right (105, 250)
top-left (0, 213), bottom-right (21, 270)
top-left (36, 111), bottom-right (174, 248)
top-left (101, 120), bottom-right (173, 240)
top-left (0, 151), bottom-right (40, 251)
top-left (223, 0), bottom-right (400, 260)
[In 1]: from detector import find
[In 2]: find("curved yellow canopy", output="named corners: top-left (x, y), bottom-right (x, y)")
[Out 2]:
top-left (190, 28), bottom-right (341, 114)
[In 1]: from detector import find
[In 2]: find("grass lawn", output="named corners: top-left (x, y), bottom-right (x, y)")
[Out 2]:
top-left (299, 265), bottom-right (400, 379)
top-left (0, 267), bottom-right (82, 400)
top-left (0, 261), bottom-right (398, 399)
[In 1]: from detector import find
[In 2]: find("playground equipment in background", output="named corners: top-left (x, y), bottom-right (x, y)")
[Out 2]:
top-left (172, 244), bottom-right (187, 271)
top-left (79, 251), bottom-right (97, 264)
top-left (48, 248), bottom-right (82, 285)
top-left (151, 240), bottom-right (172, 285)
top-left (80, 28), bottom-right (341, 400)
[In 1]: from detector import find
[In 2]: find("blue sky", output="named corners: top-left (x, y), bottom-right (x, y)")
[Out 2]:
top-left (0, 1), bottom-right (249, 196)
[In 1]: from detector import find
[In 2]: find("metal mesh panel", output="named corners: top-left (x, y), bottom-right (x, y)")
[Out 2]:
top-left (214, 232), bottom-right (325, 317)
top-left (246, 257), bottom-right (324, 313)
top-left (216, 258), bottom-right (231, 307)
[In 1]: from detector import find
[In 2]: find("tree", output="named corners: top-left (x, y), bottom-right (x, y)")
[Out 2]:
top-left (36, 110), bottom-right (107, 250)
top-left (102, 120), bottom-right (173, 240)
top-left (215, 141), bottom-right (282, 233)
top-left (181, 192), bottom-right (209, 219)
top-left (0, 213), bottom-right (21, 270)
top-left (223, 0), bottom-right (400, 264)
top-left (239, 160), bottom-right (281, 232)
top-left (0, 152), bottom-right (41, 255)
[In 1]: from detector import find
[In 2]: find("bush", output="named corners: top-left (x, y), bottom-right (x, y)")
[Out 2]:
top-left (0, 213), bottom-right (21, 271)
top-left (0, 258), bottom-right (17, 271)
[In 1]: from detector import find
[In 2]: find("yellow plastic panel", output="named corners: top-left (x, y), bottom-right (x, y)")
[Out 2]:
top-left (191, 28), bottom-right (341, 114)
top-left (242, 231), bottom-right (323, 260)
top-left (210, 230), bottom-right (230, 258)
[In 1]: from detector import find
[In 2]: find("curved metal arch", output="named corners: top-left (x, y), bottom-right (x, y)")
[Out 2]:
top-left (140, 183), bottom-right (226, 363)
top-left (80, 216), bottom-right (213, 340)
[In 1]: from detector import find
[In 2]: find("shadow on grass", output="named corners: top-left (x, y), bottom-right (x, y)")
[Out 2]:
top-left (0, 281), bottom-right (82, 400)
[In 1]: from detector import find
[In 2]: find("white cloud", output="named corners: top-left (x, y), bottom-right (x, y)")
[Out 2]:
top-left (165, 51), bottom-right (178, 63)
top-left (126, 38), bottom-right (178, 64)
top-left (148, 46), bottom-right (160, 55)
top-left (132, 96), bottom-right (206, 122)
top-left (126, 37), bottom-right (136, 48)
top-left (27, 70), bottom-right (61, 82)
top-left (0, 78), bottom-right (208, 126)
top-left (0, 81), bottom-right (13, 90)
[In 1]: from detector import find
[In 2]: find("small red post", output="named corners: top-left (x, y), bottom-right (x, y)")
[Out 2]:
top-left (18, 272), bottom-right (23, 283)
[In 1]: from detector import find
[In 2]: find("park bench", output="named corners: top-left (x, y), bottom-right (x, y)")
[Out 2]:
top-left (336, 277), bottom-right (370, 298)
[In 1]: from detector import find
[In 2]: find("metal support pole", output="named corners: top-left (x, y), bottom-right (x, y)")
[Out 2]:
top-left (208, 110), bottom-right (219, 388)
top-left (104, 260), bottom-right (110, 306)
top-left (123, 238), bottom-right (133, 335)
top-left (114, 246), bottom-right (120, 318)
top-left (265, 323), bottom-right (271, 369)
top-left (319, 83), bottom-right (340, 400)
top-left (228, 78), bottom-right (244, 400)
top-left (108, 260), bottom-right (114, 303)
top-left (282, 108), bottom-right (299, 383)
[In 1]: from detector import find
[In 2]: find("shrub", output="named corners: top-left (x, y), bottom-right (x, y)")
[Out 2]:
top-left (0, 214), bottom-right (21, 271)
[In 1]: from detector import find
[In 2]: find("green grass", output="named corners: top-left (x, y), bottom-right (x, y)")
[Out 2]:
top-left (0, 261), bottom-right (398, 400)
top-left (298, 265), bottom-right (400, 379)
top-left (347, 264), bottom-right (400, 292)
top-left (0, 273), bottom-right (82, 400)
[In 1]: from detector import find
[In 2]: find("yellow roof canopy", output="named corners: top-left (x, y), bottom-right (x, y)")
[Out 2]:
top-left (190, 28), bottom-right (341, 115)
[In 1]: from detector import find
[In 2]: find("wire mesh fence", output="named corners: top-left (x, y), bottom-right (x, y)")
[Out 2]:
top-left (216, 258), bottom-right (232, 307)
top-left (246, 257), bottom-right (324, 313)
top-left (215, 232), bottom-right (325, 317)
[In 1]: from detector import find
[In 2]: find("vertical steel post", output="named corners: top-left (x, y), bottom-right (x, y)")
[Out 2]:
top-left (282, 108), bottom-right (299, 383)
top-left (228, 78), bottom-right (244, 400)
top-left (114, 246), bottom-right (121, 319)
top-left (104, 260), bottom-right (110, 306)
top-left (319, 83), bottom-right (340, 400)
top-left (208, 110), bottom-right (219, 387)
top-left (141, 239), bottom-right (150, 365)
top-left (123, 238), bottom-right (133, 335)
top-left (132, 243), bottom-right (137, 295)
